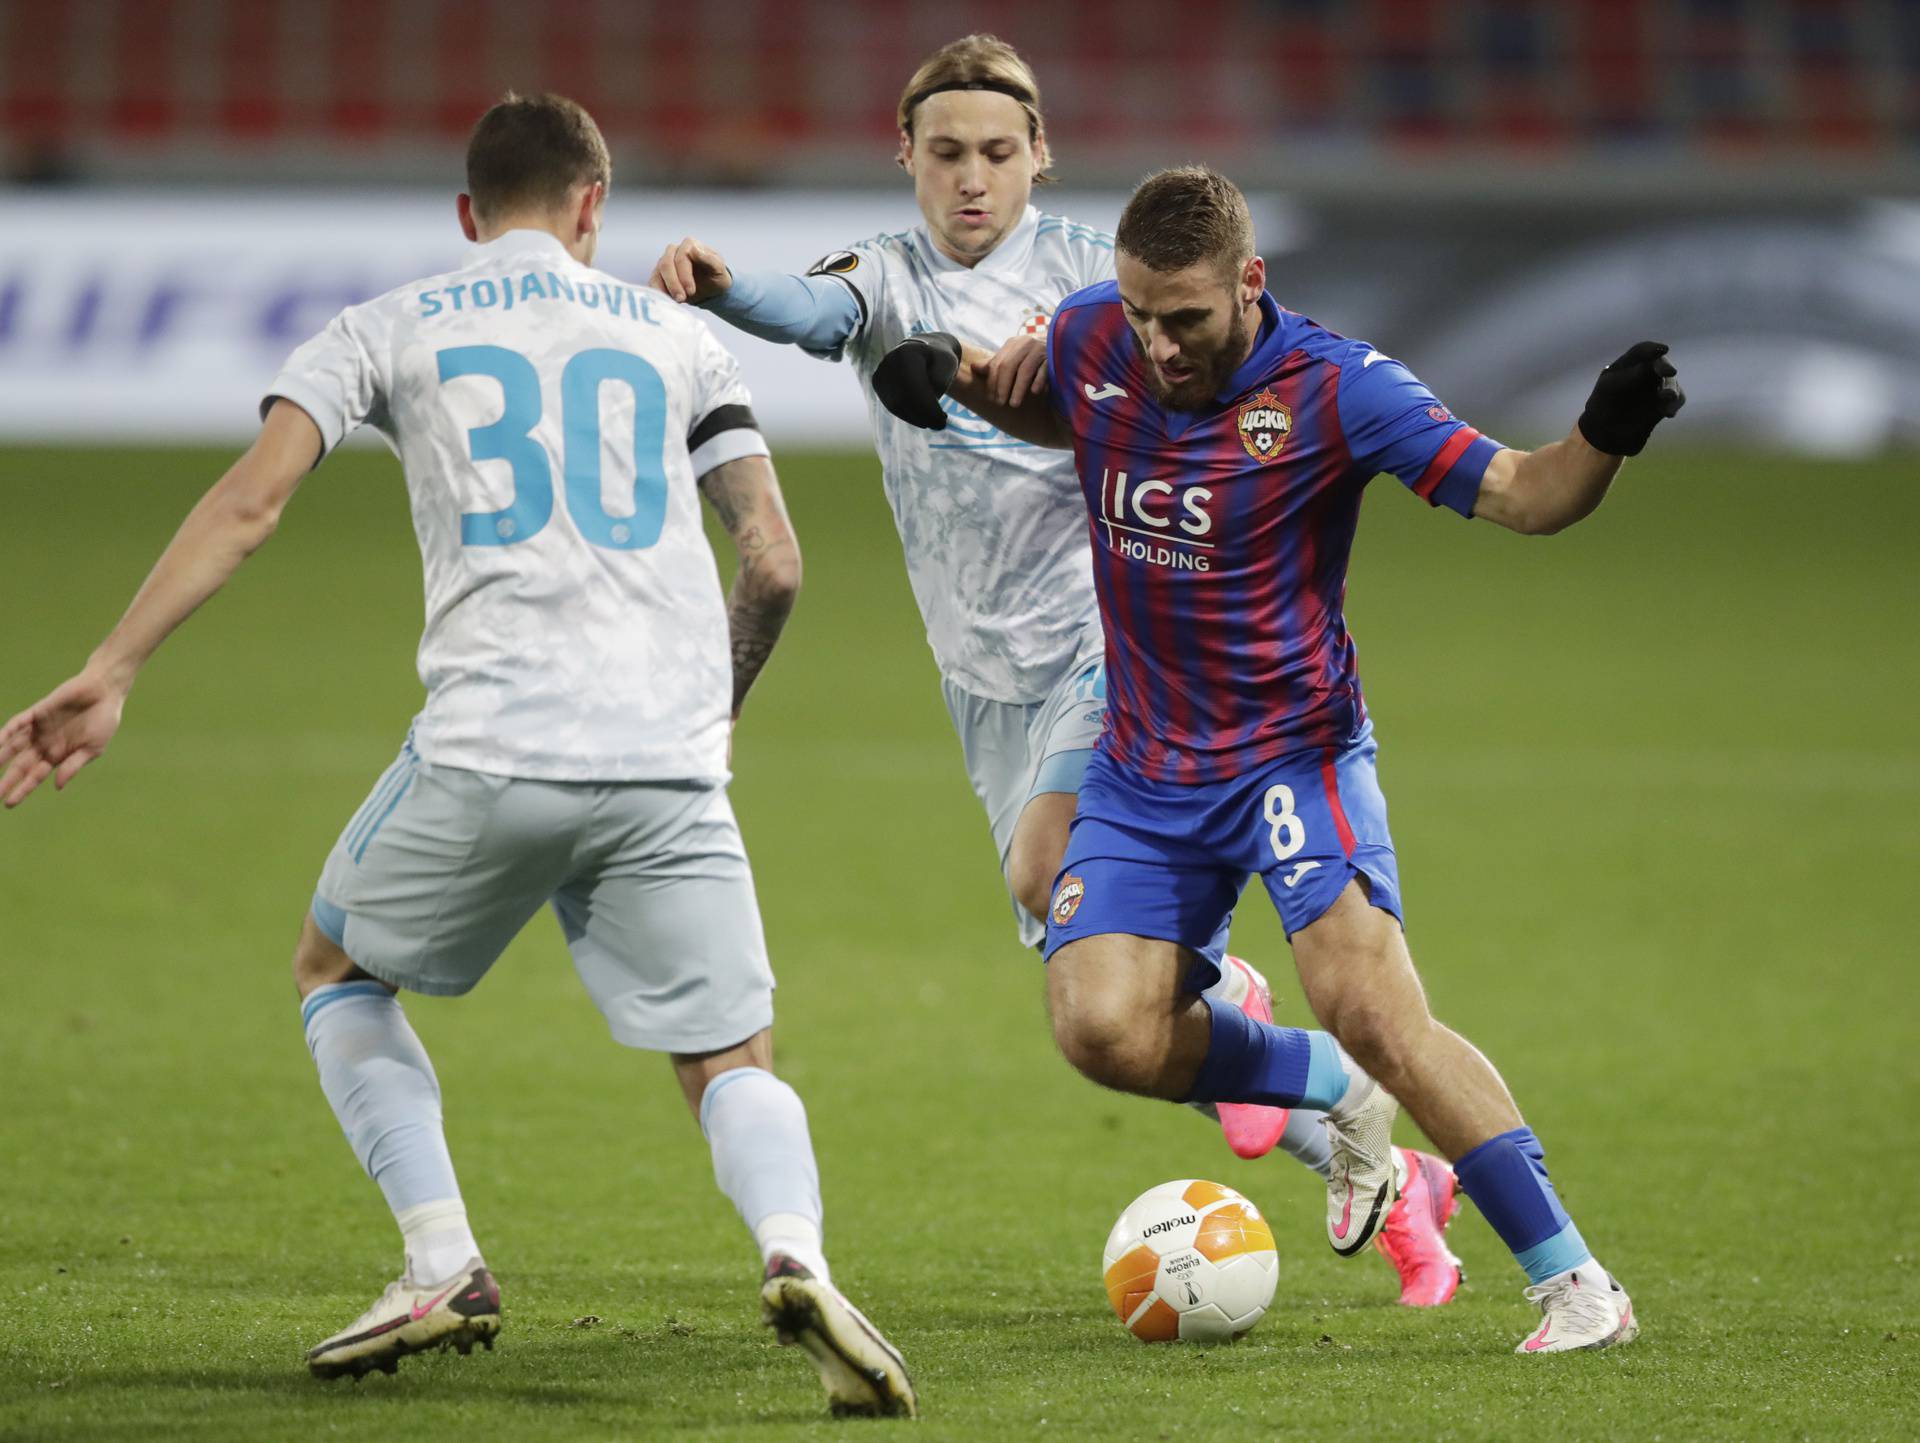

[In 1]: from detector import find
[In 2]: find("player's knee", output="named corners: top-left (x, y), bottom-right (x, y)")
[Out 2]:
top-left (1050, 991), bottom-right (1158, 1093)
top-left (1006, 809), bottom-right (1071, 924)
top-left (1007, 850), bottom-right (1056, 923)
top-left (291, 912), bottom-right (363, 998)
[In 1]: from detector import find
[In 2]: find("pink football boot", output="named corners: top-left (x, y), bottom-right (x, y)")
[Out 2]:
top-left (1373, 1148), bottom-right (1465, 1306)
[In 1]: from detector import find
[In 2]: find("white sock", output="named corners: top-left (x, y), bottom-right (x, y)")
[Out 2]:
top-left (1202, 958), bottom-right (1250, 1009)
top-left (1278, 1106), bottom-right (1336, 1179)
top-left (701, 1067), bottom-right (828, 1284)
top-left (397, 1199), bottom-right (481, 1283)
top-left (754, 1211), bottom-right (829, 1283)
top-left (1565, 1256), bottom-right (1609, 1287)
top-left (301, 981), bottom-right (478, 1273)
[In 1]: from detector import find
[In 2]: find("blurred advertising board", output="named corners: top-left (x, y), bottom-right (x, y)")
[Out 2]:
top-left (2, 189), bottom-right (1915, 454)
top-left (0, 189), bottom-right (1285, 448)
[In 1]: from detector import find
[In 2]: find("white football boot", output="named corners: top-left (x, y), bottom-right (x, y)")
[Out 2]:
top-left (1516, 1263), bottom-right (1638, 1354)
top-left (1321, 1058), bottom-right (1399, 1256)
top-left (306, 1258), bottom-right (500, 1380)
top-left (760, 1254), bottom-right (918, 1418)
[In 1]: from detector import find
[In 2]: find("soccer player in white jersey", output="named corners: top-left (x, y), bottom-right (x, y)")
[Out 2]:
top-left (0, 94), bottom-right (915, 1417)
top-left (649, 36), bottom-right (1462, 1305)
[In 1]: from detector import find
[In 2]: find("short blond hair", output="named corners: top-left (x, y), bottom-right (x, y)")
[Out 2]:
top-left (897, 34), bottom-right (1053, 182)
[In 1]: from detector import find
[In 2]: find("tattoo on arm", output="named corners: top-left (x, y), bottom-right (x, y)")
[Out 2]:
top-left (698, 456), bottom-right (800, 716)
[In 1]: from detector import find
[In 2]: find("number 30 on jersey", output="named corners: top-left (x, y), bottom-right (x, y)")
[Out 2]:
top-left (436, 344), bottom-right (669, 551)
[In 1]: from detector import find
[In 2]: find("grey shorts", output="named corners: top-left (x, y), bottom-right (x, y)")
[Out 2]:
top-left (941, 657), bottom-right (1107, 947)
top-left (312, 739), bottom-right (774, 1054)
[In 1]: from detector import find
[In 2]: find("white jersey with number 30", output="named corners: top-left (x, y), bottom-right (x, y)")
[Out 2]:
top-left (807, 206), bottom-right (1112, 705)
top-left (265, 229), bottom-right (769, 783)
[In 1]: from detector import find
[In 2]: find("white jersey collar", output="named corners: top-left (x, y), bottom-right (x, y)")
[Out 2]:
top-left (465, 228), bottom-right (577, 267)
top-left (916, 205), bottom-right (1040, 277)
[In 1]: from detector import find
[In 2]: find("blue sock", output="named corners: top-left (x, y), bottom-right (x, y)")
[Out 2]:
top-left (1185, 997), bottom-right (1350, 1111)
top-left (1454, 1127), bottom-right (1593, 1284)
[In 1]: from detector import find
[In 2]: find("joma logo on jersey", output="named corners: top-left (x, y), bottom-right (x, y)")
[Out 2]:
top-left (1098, 469), bottom-right (1215, 573)
top-left (1237, 388), bottom-right (1293, 463)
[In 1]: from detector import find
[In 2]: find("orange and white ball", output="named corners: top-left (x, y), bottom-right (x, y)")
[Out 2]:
top-left (1102, 1179), bottom-right (1278, 1343)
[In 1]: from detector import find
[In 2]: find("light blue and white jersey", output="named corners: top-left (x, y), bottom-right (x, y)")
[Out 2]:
top-left (811, 207), bottom-right (1111, 704)
top-left (265, 229), bottom-right (768, 783)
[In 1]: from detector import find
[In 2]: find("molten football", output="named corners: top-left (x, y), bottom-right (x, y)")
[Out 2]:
top-left (1101, 1179), bottom-right (1278, 1343)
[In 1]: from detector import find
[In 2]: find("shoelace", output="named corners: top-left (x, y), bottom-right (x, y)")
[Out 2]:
top-left (1320, 1100), bottom-right (1392, 1170)
top-left (1522, 1277), bottom-right (1616, 1336)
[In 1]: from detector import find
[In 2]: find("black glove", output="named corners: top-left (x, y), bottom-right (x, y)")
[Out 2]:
top-left (873, 332), bottom-right (961, 431)
top-left (1577, 341), bottom-right (1685, 457)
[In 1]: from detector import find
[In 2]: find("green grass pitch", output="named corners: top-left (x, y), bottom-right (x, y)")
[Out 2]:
top-left (0, 445), bottom-right (1914, 1441)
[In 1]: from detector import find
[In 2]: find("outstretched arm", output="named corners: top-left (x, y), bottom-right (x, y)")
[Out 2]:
top-left (0, 399), bottom-right (321, 807)
top-left (649, 236), bottom-right (861, 355)
top-left (697, 454), bottom-right (803, 720)
top-left (1472, 342), bottom-right (1684, 535)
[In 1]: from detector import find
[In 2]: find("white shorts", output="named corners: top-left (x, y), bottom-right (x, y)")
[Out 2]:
top-left (311, 738), bottom-right (774, 1054)
top-left (941, 656), bottom-right (1108, 948)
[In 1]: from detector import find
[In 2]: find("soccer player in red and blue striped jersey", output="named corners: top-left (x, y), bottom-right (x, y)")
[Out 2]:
top-left (871, 165), bottom-right (1683, 1353)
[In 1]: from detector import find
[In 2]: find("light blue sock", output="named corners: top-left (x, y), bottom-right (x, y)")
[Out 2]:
top-left (701, 1067), bottom-right (826, 1280)
top-left (302, 981), bottom-right (475, 1278)
top-left (1303, 1033), bottom-right (1351, 1110)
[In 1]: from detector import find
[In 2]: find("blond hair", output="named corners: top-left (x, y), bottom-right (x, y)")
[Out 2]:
top-left (897, 34), bottom-right (1053, 182)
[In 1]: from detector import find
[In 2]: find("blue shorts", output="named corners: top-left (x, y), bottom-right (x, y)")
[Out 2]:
top-left (1043, 726), bottom-right (1403, 983)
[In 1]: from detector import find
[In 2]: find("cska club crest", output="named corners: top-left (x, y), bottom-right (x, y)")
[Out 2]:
top-left (1051, 873), bottom-right (1085, 926)
top-left (1237, 388), bottom-right (1293, 463)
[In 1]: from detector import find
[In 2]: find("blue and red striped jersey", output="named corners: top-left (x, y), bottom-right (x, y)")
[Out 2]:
top-left (1047, 281), bottom-right (1502, 783)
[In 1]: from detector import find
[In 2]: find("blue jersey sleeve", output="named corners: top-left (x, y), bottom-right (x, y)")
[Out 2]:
top-left (1335, 354), bottom-right (1502, 518)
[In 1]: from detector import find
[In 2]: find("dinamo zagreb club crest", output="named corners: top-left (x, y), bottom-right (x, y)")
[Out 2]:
top-left (1237, 388), bottom-right (1292, 463)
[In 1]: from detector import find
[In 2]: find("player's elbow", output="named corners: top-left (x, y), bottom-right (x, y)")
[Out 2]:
top-left (1522, 496), bottom-right (1605, 536)
top-left (207, 486), bottom-right (288, 555)
top-left (1478, 490), bottom-right (1568, 537)
top-left (757, 537), bottom-right (803, 605)
top-left (237, 493), bottom-right (293, 549)
top-left (1521, 508), bottom-right (1571, 537)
